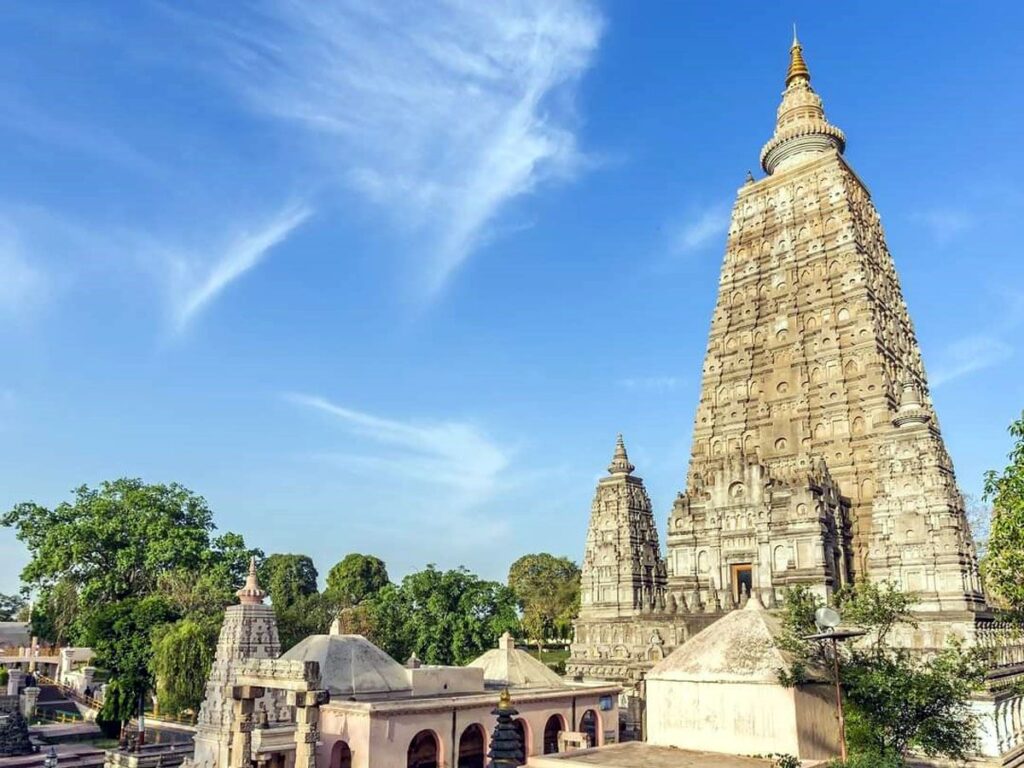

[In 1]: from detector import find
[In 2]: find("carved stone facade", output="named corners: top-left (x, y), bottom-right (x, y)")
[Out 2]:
top-left (667, 34), bottom-right (984, 619)
top-left (189, 559), bottom-right (290, 768)
top-left (569, 437), bottom-right (721, 688)
top-left (570, 34), bottom-right (987, 698)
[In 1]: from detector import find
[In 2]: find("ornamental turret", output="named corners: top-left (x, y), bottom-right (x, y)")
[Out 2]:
top-left (760, 29), bottom-right (846, 174)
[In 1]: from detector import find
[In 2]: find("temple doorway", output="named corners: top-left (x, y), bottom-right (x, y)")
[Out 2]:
top-left (543, 714), bottom-right (565, 754)
top-left (457, 723), bottom-right (486, 768)
top-left (731, 563), bottom-right (753, 603)
top-left (329, 741), bottom-right (352, 768)
top-left (579, 709), bottom-right (599, 747)
top-left (408, 730), bottom-right (440, 768)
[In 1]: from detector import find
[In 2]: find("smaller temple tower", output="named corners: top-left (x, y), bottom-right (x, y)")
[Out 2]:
top-left (191, 558), bottom-right (285, 768)
top-left (569, 436), bottom-right (694, 699)
top-left (580, 435), bottom-right (667, 617)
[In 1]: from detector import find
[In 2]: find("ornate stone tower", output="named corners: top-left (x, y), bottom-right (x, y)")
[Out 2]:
top-left (191, 558), bottom-right (285, 768)
top-left (569, 436), bottom-right (687, 687)
top-left (665, 33), bottom-right (985, 621)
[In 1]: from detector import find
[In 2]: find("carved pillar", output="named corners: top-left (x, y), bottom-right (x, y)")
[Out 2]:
top-left (230, 685), bottom-right (264, 768)
top-left (290, 690), bottom-right (327, 768)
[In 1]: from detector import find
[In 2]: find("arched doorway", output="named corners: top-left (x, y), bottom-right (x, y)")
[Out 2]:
top-left (580, 709), bottom-right (600, 747)
top-left (458, 723), bottom-right (486, 768)
top-left (408, 730), bottom-right (440, 768)
top-left (543, 714), bottom-right (565, 754)
top-left (513, 718), bottom-right (530, 757)
top-left (329, 741), bottom-right (352, 768)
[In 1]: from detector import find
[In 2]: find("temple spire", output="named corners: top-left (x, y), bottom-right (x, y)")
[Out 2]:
top-left (608, 433), bottom-right (635, 475)
top-left (786, 25), bottom-right (811, 85)
top-left (760, 32), bottom-right (845, 175)
top-left (235, 556), bottom-right (266, 605)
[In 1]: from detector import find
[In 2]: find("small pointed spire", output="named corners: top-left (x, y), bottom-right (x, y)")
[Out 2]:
top-left (786, 25), bottom-right (811, 86)
top-left (236, 556), bottom-right (267, 605)
top-left (607, 433), bottom-right (635, 475)
top-left (744, 169), bottom-right (755, 185)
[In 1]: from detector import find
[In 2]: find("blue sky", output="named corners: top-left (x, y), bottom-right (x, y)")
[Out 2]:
top-left (2, 2), bottom-right (1023, 594)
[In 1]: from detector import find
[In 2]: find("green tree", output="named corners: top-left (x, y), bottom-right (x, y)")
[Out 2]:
top-left (30, 579), bottom-right (80, 646)
top-left (367, 565), bottom-right (519, 665)
top-left (2, 479), bottom-right (257, 717)
top-left (151, 616), bottom-right (220, 715)
top-left (324, 554), bottom-right (390, 610)
top-left (274, 592), bottom-right (333, 652)
top-left (507, 554), bottom-right (580, 651)
top-left (97, 678), bottom-right (135, 737)
top-left (0, 593), bottom-right (25, 622)
top-left (2, 479), bottom-right (220, 604)
top-left (81, 596), bottom-right (176, 711)
top-left (777, 582), bottom-right (985, 764)
top-left (259, 554), bottom-right (319, 609)
top-left (982, 412), bottom-right (1024, 611)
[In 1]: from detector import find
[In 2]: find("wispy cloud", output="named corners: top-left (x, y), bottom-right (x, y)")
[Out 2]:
top-left (167, 204), bottom-right (312, 332)
top-left (669, 203), bottom-right (730, 256)
top-left (0, 221), bottom-right (47, 319)
top-left (930, 336), bottom-right (1013, 387)
top-left (911, 208), bottom-right (976, 246)
top-left (285, 392), bottom-right (511, 506)
top-left (930, 290), bottom-right (1024, 387)
top-left (619, 376), bottom-right (682, 392)
top-left (182, 1), bottom-right (603, 295)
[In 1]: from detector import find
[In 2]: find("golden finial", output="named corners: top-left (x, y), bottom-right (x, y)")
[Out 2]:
top-left (786, 25), bottom-right (811, 86)
top-left (499, 688), bottom-right (512, 709)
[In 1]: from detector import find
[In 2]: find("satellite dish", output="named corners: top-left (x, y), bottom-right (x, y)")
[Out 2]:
top-left (815, 606), bottom-right (841, 631)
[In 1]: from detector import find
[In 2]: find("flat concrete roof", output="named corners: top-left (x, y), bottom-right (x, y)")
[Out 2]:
top-left (526, 742), bottom-right (775, 767)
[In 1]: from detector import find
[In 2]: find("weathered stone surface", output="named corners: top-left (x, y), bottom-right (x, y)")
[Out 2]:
top-left (667, 35), bottom-right (984, 618)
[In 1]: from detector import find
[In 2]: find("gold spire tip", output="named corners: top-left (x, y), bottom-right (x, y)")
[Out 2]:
top-left (785, 28), bottom-right (811, 86)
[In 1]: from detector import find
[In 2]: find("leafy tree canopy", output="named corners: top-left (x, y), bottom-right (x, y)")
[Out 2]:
top-left (368, 565), bottom-right (520, 665)
top-left (151, 616), bottom-right (220, 715)
top-left (2, 478), bottom-right (260, 717)
top-left (259, 553), bottom-right (319, 610)
top-left (507, 553), bottom-right (580, 646)
top-left (324, 553), bottom-right (390, 610)
top-left (777, 582), bottom-right (985, 764)
top-left (0, 593), bottom-right (26, 622)
top-left (982, 412), bottom-right (1024, 611)
top-left (3, 480), bottom-right (218, 603)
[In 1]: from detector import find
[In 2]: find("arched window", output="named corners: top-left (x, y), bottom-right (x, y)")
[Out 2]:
top-left (330, 741), bottom-right (352, 768)
top-left (579, 710), bottom-right (600, 748)
top-left (408, 730), bottom-right (440, 768)
top-left (458, 724), bottom-right (486, 768)
top-left (543, 714), bottom-right (566, 754)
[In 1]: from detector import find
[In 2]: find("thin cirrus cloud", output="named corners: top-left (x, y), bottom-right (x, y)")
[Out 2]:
top-left (167, 204), bottom-right (312, 332)
top-left (669, 203), bottom-right (731, 256)
top-left (929, 290), bottom-right (1024, 388)
top-left (182, 0), bottom-right (604, 295)
top-left (0, 222), bottom-right (47, 319)
top-left (284, 392), bottom-right (511, 506)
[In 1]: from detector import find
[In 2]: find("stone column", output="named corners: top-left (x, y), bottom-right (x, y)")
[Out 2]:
top-left (230, 686), bottom-right (263, 768)
top-left (21, 686), bottom-right (40, 719)
top-left (290, 690), bottom-right (327, 768)
top-left (7, 669), bottom-right (25, 696)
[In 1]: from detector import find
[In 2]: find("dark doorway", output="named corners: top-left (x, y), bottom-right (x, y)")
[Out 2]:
top-left (330, 741), bottom-right (352, 768)
top-left (543, 714), bottom-right (564, 754)
top-left (458, 724), bottom-right (486, 768)
top-left (731, 563), bottom-right (753, 603)
top-left (579, 709), bottom-right (599, 747)
top-left (408, 730), bottom-right (439, 768)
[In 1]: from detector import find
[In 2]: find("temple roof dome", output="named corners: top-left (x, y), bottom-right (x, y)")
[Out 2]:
top-left (647, 598), bottom-right (827, 684)
top-left (281, 634), bottom-right (413, 698)
top-left (467, 632), bottom-right (567, 689)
